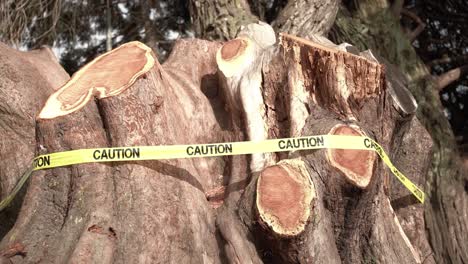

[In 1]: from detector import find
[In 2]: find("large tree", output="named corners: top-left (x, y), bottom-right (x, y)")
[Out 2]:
top-left (189, 1), bottom-right (467, 262)
top-left (0, 0), bottom-right (466, 263)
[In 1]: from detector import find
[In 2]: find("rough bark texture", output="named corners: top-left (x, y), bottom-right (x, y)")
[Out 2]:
top-left (189, 0), bottom-right (258, 40)
top-left (277, 35), bottom-right (423, 263)
top-left (0, 39), bottom-right (234, 263)
top-left (189, 0), bottom-right (340, 41)
top-left (0, 21), bottom-right (451, 264)
top-left (0, 43), bottom-right (69, 237)
top-left (273, 0), bottom-right (340, 37)
top-left (213, 26), bottom-right (430, 263)
top-left (331, 2), bottom-right (468, 263)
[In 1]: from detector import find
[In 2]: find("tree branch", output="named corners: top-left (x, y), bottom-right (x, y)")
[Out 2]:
top-left (428, 54), bottom-right (468, 67)
top-left (434, 64), bottom-right (468, 90)
top-left (273, 0), bottom-right (339, 38)
top-left (391, 0), bottom-right (405, 17)
top-left (401, 9), bottom-right (425, 42)
top-left (105, 0), bottom-right (112, 51)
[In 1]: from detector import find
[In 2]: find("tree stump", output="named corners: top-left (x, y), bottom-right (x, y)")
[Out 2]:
top-left (0, 23), bottom-right (433, 264)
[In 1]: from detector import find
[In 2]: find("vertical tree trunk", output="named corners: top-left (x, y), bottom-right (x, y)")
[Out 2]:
top-left (1, 0), bottom-right (465, 260)
top-left (189, 0), bottom-right (258, 40)
top-left (330, 2), bottom-right (468, 263)
top-left (1, 40), bottom-right (231, 263)
top-left (214, 24), bottom-right (431, 263)
top-left (0, 25), bottom-right (437, 262)
top-left (105, 0), bottom-right (112, 51)
top-left (273, 0), bottom-right (339, 37)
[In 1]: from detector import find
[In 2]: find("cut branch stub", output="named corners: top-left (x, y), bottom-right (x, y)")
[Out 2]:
top-left (216, 22), bottom-right (277, 172)
top-left (256, 159), bottom-right (315, 237)
top-left (39, 41), bottom-right (155, 119)
top-left (220, 39), bottom-right (247, 61)
top-left (217, 37), bottom-right (255, 78)
top-left (327, 124), bottom-right (376, 188)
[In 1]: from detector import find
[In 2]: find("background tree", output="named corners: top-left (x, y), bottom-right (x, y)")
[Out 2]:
top-left (329, 1), bottom-right (467, 262)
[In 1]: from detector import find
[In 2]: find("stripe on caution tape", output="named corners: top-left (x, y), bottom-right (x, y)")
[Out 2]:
top-left (29, 135), bottom-right (425, 203)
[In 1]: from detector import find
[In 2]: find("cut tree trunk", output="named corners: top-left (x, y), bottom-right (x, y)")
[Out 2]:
top-left (0, 43), bottom-right (69, 237)
top-left (331, 2), bottom-right (468, 263)
top-left (1, 24), bottom-right (434, 264)
top-left (219, 29), bottom-right (430, 263)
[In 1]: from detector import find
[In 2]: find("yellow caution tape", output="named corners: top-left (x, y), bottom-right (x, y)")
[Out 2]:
top-left (30, 135), bottom-right (425, 203)
top-left (0, 166), bottom-right (33, 211)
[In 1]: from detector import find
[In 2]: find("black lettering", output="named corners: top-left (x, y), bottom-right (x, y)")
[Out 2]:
top-left (194, 146), bottom-right (201, 155)
top-left (188, 144), bottom-right (234, 156)
top-left (278, 140), bottom-right (286, 149)
top-left (124, 148), bottom-right (133, 158)
top-left (309, 137), bottom-right (317, 146)
top-left (298, 138), bottom-right (306, 148)
top-left (225, 144), bottom-right (232, 153)
top-left (375, 145), bottom-right (383, 156)
top-left (217, 144), bottom-right (225, 153)
top-left (393, 168), bottom-right (405, 181)
top-left (201, 146), bottom-right (208, 155)
top-left (413, 189), bottom-right (423, 200)
top-left (364, 138), bottom-right (371, 148)
top-left (108, 149), bottom-right (115, 159)
top-left (187, 146), bottom-right (194, 155)
top-left (93, 150), bottom-right (101, 160)
top-left (94, 148), bottom-right (141, 160)
top-left (316, 136), bottom-right (324, 146)
top-left (43, 156), bottom-right (50, 166)
top-left (293, 139), bottom-right (300, 148)
top-left (34, 156), bottom-right (51, 168)
top-left (133, 148), bottom-right (140, 158)
top-left (295, 139), bottom-right (300, 148)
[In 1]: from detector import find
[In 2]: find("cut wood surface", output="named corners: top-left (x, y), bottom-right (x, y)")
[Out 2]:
top-left (39, 42), bottom-right (155, 119)
top-left (0, 23), bottom-right (435, 264)
top-left (327, 124), bottom-right (376, 189)
top-left (256, 160), bottom-right (315, 237)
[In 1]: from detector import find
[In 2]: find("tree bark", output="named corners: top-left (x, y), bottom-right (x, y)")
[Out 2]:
top-left (0, 14), bottom-right (457, 264)
top-left (273, 0), bottom-right (339, 37)
top-left (330, 2), bottom-right (468, 263)
top-left (216, 28), bottom-right (429, 263)
top-left (1, 39), bottom-right (232, 263)
top-left (434, 64), bottom-right (468, 91)
top-left (0, 43), bottom-right (69, 237)
top-left (189, 0), bottom-right (258, 40)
